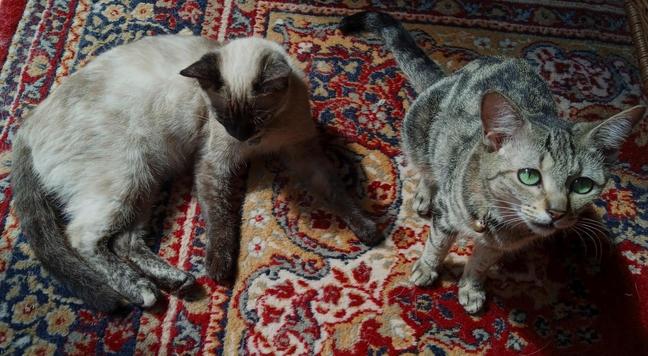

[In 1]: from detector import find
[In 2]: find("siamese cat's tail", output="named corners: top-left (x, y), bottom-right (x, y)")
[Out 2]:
top-left (12, 138), bottom-right (124, 311)
top-left (339, 11), bottom-right (444, 93)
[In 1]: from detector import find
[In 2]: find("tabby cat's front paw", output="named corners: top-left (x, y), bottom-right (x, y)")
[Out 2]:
top-left (458, 280), bottom-right (486, 314)
top-left (410, 258), bottom-right (438, 287)
top-left (413, 188), bottom-right (432, 217)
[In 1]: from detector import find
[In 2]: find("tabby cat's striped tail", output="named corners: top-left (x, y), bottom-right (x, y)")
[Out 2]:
top-left (339, 11), bottom-right (445, 93)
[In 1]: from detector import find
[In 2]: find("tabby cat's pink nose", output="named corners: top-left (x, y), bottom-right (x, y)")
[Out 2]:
top-left (547, 209), bottom-right (566, 221)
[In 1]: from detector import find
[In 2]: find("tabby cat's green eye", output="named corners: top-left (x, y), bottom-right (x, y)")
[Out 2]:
top-left (571, 177), bottom-right (594, 194)
top-left (517, 168), bottom-right (541, 186)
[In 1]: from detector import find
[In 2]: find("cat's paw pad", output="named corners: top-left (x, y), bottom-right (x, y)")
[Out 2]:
top-left (458, 281), bottom-right (486, 314)
top-left (410, 259), bottom-right (438, 287)
top-left (413, 190), bottom-right (432, 216)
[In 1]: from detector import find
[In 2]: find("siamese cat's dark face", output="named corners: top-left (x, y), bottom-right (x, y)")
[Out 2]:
top-left (180, 50), bottom-right (291, 141)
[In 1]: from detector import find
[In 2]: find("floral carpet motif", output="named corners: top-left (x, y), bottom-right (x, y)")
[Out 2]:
top-left (0, 0), bottom-right (647, 355)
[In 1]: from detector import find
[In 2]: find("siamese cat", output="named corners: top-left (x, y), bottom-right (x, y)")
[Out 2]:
top-left (12, 35), bottom-right (383, 311)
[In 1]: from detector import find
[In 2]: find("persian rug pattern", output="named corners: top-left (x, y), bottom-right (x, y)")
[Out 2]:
top-left (0, 0), bottom-right (646, 354)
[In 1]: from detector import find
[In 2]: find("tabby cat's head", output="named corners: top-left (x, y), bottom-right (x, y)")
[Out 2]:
top-left (479, 91), bottom-right (645, 236)
top-left (180, 38), bottom-right (293, 142)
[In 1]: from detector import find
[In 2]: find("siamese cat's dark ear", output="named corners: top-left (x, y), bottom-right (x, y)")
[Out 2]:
top-left (180, 53), bottom-right (223, 89)
top-left (574, 105), bottom-right (645, 161)
top-left (480, 91), bottom-right (525, 152)
top-left (254, 52), bottom-right (291, 94)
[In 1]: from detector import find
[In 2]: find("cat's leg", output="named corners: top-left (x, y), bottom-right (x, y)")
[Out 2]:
top-left (410, 221), bottom-right (456, 286)
top-left (66, 197), bottom-right (160, 307)
top-left (282, 141), bottom-right (383, 246)
top-left (195, 153), bottom-right (246, 283)
top-left (457, 241), bottom-right (503, 314)
top-left (413, 174), bottom-right (437, 217)
top-left (111, 202), bottom-right (196, 291)
top-left (401, 95), bottom-right (440, 217)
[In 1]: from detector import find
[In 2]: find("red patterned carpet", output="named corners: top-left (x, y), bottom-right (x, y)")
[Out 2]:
top-left (1, 1), bottom-right (647, 355)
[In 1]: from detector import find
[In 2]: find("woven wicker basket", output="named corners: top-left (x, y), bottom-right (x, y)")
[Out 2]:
top-left (626, 0), bottom-right (648, 95)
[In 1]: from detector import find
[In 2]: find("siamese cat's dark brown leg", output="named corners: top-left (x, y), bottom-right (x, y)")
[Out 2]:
top-left (66, 200), bottom-right (162, 308)
top-left (111, 200), bottom-right (196, 292)
top-left (195, 153), bottom-right (246, 284)
top-left (283, 141), bottom-right (384, 246)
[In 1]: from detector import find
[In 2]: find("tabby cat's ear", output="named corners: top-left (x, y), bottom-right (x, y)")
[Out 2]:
top-left (575, 105), bottom-right (646, 161)
top-left (179, 52), bottom-right (223, 90)
top-left (480, 91), bottom-right (525, 152)
top-left (254, 52), bottom-right (291, 94)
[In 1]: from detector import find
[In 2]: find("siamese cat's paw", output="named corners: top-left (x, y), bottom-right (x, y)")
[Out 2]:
top-left (178, 273), bottom-right (197, 291)
top-left (351, 217), bottom-right (384, 246)
top-left (161, 271), bottom-right (196, 292)
top-left (458, 279), bottom-right (486, 314)
top-left (410, 258), bottom-right (438, 287)
top-left (206, 251), bottom-right (236, 285)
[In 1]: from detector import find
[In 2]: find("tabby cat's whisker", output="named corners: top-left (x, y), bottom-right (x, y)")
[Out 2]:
top-left (576, 224), bottom-right (602, 262)
top-left (568, 226), bottom-right (588, 257)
